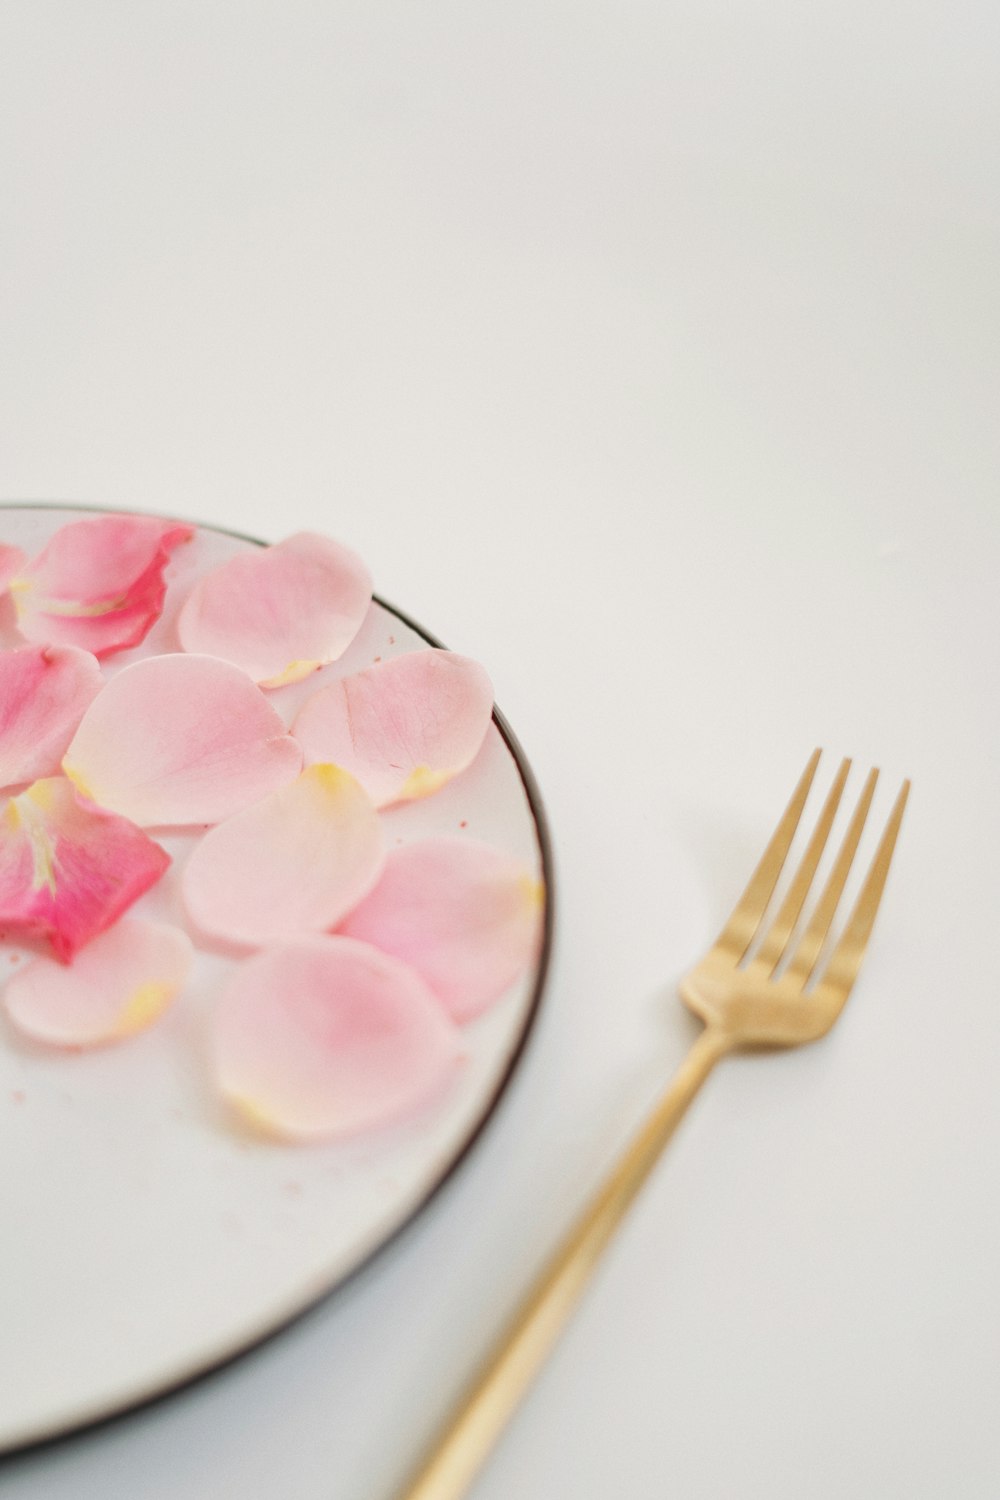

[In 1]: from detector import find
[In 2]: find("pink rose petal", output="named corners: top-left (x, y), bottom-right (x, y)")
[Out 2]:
top-left (292, 650), bottom-right (494, 808)
top-left (177, 532), bottom-right (373, 687)
top-left (0, 644), bottom-right (103, 793)
top-left (339, 837), bottom-right (544, 1021)
top-left (8, 514), bottom-right (194, 657)
top-left (3, 917), bottom-right (192, 1047)
top-left (0, 545), bottom-right (27, 592)
top-left (212, 936), bottom-right (464, 1141)
top-left (182, 764), bottom-right (384, 948)
top-left (0, 547), bottom-right (28, 638)
top-left (0, 778), bottom-right (170, 962)
top-left (62, 653), bottom-right (303, 827)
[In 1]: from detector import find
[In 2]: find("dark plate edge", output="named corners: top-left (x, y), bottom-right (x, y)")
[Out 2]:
top-left (0, 500), bottom-right (555, 1461)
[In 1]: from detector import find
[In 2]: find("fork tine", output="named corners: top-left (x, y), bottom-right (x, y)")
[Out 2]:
top-left (813, 778), bottom-right (910, 1003)
top-left (713, 749), bottom-right (821, 962)
top-left (747, 756), bottom-right (852, 975)
top-left (784, 766), bottom-right (879, 987)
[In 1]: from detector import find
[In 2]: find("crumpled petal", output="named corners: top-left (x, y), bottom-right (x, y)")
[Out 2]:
top-left (0, 545), bottom-right (26, 592)
top-left (0, 777), bottom-right (170, 962)
top-left (177, 532), bottom-right (373, 687)
top-left (0, 644), bottom-right (103, 792)
top-left (62, 653), bottom-right (303, 827)
top-left (8, 513), bottom-right (193, 657)
top-left (3, 917), bottom-right (192, 1047)
top-left (182, 764), bottom-right (384, 947)
top-left (292, 650), bottom-right (494, 807)
top-left (212, 936), bottom-right (464, 1141)
top-left (338, 837), bottom-right (544, 1021)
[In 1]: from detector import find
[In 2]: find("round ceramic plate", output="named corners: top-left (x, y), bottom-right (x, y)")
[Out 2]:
top-left (0, 504), bottom-right (552, 1454)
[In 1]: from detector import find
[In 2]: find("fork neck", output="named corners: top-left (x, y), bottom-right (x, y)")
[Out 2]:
top-left (691, 1023), bottom-right (733, 1067)
top-left (585, 1024), bottom-right (731, 1233)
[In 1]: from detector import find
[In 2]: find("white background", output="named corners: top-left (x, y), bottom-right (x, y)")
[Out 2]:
top-left (2, 4), bottom-right (998, 1498)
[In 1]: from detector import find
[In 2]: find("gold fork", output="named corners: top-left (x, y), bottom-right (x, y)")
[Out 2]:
top-left (395, 751), bottom-right (909, 1500)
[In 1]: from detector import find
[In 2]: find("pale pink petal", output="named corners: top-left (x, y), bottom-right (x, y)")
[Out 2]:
top-left (62, 653), bottom-right (303, 827)
top-left (0, 645), bottom-right (103, 792)
top-left (3, 917), bottom-right (192, 1047)
top-left (0, 545), bottom-right (26, 592)
top-left (9, 513), bottom-right (193, 657)
top-left (182, 764), bottom-right (384, 947)
top-left (177, 532), bottom-right (373, 687)
top-left (339, 837), bottom-right (544, 1021)
top-left (292, 650), bottom-right (494, 807)
top-left (0, 778), bottom-right (170, 962)
top-left (212, 936), bottom-right (464, 1141)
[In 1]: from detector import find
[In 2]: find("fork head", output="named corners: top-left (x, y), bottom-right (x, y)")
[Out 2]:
top-left (679, 751), bottom-right (909, 1049)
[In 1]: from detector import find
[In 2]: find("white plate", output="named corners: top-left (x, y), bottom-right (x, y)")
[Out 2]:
top-left (0, 504), bottom-right (552, 1454)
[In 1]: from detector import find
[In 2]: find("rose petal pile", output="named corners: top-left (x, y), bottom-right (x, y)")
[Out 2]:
top-left (0, 511), bottom-right (544, 1143)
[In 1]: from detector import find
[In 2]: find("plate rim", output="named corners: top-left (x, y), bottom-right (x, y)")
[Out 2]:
top-left (0, 500), bottom-right (555, 1459)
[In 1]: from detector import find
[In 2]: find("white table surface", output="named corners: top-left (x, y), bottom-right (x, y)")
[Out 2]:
top-left (1, 5), bottom-right (998, 1498)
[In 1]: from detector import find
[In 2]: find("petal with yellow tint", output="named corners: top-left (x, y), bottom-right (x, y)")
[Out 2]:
top-left (3, 917), bottom-right (192, 1047)
top-left (182, 764), bottom-right (383, 947)
top-left (212, 936), bottom-right (464, 1141)
top-left (293, 650), bottom-right (493, 808)
top-left (177, 532), bottom-right (372, 687)
top-left (339, 836), bottom-right (544, 1021)
top-left (9, 514), bottom-right (193, 657)
top-left (0, 544), bottom-right (27, 592)
top-left (0, 777), bottom-right (170, 962)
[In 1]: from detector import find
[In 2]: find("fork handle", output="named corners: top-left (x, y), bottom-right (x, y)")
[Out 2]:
top-left (393, 1025), bottom-right (730, 1500)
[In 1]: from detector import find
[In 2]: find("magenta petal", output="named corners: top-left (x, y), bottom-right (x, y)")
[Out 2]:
top-left (0, 644), bottom-right (103, 792)
top-left (292, 650), bottom-right (494, 807)
top-left (10, 514), bottom-right (193, 657)
top-left (0, 778), bottom-right (170, 962)
top-left (339, 837), bottom-right (544, 1021)
top-left (3, 917), bottom-right (192, 1047)
top-left (62, 653), bottom-right (303, 827)
top-left (182, 765), bottom-right (384, 947)
top-left (177, 532), bottom-right (373, 686)
top-left (212, 936), bottom-right (464, 1141)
